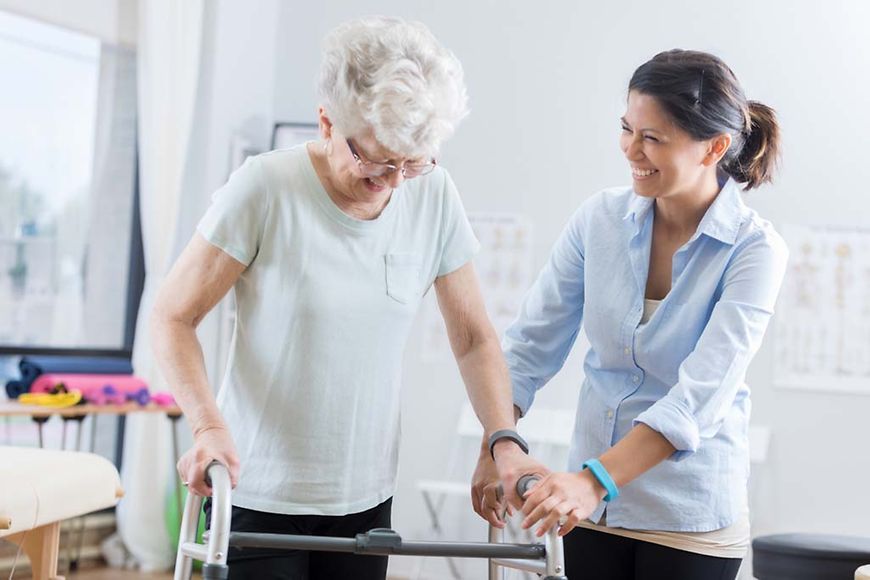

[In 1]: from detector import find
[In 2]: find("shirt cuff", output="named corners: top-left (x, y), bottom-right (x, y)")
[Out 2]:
top-left (511, 377), bottom-right (537, 418)
top-left (633, 398), bottom-right (700, 462)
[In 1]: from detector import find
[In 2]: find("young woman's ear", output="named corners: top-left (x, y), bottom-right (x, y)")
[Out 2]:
top-left (703, 134), bottom-right (732, 166)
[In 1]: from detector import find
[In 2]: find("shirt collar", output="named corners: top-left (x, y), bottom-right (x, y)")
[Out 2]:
top-left (622, 177), bottom-right (746, 245)
top-left (694, 177), bottom-right (745, 245)
top-left (622, 194), bottom-right (654, 229)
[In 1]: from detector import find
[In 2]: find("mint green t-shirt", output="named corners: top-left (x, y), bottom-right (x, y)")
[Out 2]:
top-left (197, 145), bottom-right (479, 515)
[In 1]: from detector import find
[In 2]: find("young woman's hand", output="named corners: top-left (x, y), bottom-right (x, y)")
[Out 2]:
top-left (520, 470), bottom-right (607, 537)
top-left (176, 425), bottom-right (240, 497)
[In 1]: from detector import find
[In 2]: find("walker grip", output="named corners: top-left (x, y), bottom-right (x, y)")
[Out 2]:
top-left (517, 474), bottom-right (540, 497)
top-left (495, 474), bottom-right (541, 502)
top-left (355, 528), bottom-right (403, 553)
top-left (204, 460), bottom-right (226, 488)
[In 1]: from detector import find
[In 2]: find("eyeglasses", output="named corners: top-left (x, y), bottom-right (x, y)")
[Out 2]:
top-left (346, 139), bottom-right (437, 179)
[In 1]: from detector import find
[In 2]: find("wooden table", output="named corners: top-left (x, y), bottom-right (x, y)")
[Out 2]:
top-left (0, 401), bottom-right (180, 418)
top-left (0, 401), bottom-right (181, 459)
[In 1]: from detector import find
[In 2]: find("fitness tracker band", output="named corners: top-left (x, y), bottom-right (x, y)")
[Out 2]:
top-left (488, 429), bottom-right (529, 460)
top-left (582, 458), bottom-right (620, 502)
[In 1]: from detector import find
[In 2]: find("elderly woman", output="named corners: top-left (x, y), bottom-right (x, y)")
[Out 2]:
top-left (151, 16), bottom-right (542, 580)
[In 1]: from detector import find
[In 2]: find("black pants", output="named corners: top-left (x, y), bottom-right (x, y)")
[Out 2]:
top-left (204, 498), bottom-right (392, 580)
top-left (564, 526), bottom-right (743, 580)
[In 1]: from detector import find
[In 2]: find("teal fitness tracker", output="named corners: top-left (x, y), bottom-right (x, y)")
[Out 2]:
top-left (582, 458), bottom-right (619, 502)
top-left (488, 429), bottom-right (529, 460)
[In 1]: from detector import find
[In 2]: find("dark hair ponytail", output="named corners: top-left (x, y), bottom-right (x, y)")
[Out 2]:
top-left (629, 50), bottom-right (781, 191)
top-left (722, 101), bottom-right (780, 189)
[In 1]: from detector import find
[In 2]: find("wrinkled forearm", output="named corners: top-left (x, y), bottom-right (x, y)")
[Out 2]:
top-left (151, 312), bottom-right (225, 437)
top-left (453, 332), bottom-right (516, 445)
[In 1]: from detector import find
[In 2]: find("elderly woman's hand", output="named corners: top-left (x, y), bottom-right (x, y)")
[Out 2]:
top-left (177, 425), bottom-right (240, 497)
top-left (520, 470), bottom-right (607, 537)
top-left (472, 443), bottom-right (552, 528)
top-left (471, 450), bottom-right (510, 528)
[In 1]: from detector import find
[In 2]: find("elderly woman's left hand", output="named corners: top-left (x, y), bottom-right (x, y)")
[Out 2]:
top-left (520, 470), bottom-right (607, 537)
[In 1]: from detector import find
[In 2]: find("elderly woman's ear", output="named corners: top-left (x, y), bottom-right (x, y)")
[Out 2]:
top-left (317, 106), bottom-right (333, 141)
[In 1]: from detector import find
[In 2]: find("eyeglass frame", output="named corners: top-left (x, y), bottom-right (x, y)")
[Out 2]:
top-left (345, 138), bottom-right (437, 179)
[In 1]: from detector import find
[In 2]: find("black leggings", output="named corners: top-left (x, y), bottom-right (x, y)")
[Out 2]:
top-left (204, 498), bottom-right (392, 580)
top-left (563, 526), bottom-right (742, 580)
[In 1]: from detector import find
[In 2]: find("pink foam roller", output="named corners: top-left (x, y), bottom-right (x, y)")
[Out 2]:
top-left (29, 374), bottom-right (148, 402)
top-left (150, 392), bottom-right (176, 407)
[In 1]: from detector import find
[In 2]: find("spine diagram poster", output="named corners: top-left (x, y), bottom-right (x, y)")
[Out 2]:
top-left (774, 224), bottom-right (870, 393)
top-left (421, 213), bottom-right (533, 362)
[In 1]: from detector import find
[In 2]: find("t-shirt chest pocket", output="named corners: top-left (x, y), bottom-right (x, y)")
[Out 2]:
top-left (385, 252), bottom-right (422, 304)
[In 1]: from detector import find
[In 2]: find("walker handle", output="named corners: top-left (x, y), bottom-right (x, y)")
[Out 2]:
top-left (204, 459), bottom-right (224, 488)
top-left (496, 474), bottom-right (541, 503)
top-left (516, 474), bottom-right (540, 498)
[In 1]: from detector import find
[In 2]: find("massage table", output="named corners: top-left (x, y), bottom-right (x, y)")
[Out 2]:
top-left (0, 446), bottom-right (123, 580)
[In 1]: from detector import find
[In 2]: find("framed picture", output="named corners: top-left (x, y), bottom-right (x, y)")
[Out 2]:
top-left (271, 122), bottom-right (319, 150)
top-left (229, 134), bottom-right (261, 172)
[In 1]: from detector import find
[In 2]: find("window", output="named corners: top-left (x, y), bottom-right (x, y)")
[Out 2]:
top-left (0, 10), bottom-right (141, 355)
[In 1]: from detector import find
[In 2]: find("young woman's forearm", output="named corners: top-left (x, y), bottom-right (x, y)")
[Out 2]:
top-left (598, 423), bottom-right (676, 488)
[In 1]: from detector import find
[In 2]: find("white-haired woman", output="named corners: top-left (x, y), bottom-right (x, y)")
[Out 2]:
top-left (152, 16), bottom-right (544, 579)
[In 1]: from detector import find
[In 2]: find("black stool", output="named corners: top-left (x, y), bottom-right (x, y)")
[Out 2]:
top-left (753, 533), bottom-right (870, 579)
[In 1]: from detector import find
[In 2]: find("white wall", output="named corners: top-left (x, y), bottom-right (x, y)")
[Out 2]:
top-left (174, 0), bottom-right (281, 385)
top-left (267, 2), bottom-right (870, 575)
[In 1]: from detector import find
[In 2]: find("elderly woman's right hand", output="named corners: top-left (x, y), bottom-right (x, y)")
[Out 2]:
top-left (471, 449), bottom-right (510, 528)
top-left (177, 425), bottom-right (240, 497)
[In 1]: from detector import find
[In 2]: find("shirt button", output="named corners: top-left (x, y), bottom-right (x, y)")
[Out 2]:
top-left (633, 375), bottom-right (640, 384)
top-left (624, 347), bottom-right (631, 355)
top-left (607, 410), bottom-right (614, 419)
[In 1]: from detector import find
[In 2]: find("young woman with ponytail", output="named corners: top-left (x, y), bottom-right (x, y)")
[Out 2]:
top-left (472, 50), bottom-right (787, 579)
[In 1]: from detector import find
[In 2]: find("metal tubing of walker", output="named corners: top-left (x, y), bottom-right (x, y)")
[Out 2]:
top-left (544, 525), bottom-right (567, 578)
top-left (488, 524), bottom-right (565, 579)
top-left (205, 462), bottom-right (232, 565)
top-left (229, 531), bottom-right (545, 560)
top-left (173, 491), bottom-right (202, 580)
top-left (488, 524), bottom-right (504, 580)
top-left (174, 464), bottom-right (564, 579)
top-left (173, 463), bottom-right (232, 580)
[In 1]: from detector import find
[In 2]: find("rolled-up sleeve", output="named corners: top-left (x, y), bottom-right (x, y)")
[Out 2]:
top-left (503, 205), bottom-right (588, 416)
top-left (634, 227), bottom-right (789, 460)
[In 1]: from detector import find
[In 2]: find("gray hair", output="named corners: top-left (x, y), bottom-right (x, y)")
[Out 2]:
top-left (317, 16), bottom-right (469, 159)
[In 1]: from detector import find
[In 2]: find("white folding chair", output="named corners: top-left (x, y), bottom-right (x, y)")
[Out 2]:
top-left (414, 403), bottom-right (575, 579)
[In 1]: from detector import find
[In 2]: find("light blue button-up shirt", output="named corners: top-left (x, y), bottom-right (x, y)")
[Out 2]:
top-left (504, 178), bottom-right (788, 532)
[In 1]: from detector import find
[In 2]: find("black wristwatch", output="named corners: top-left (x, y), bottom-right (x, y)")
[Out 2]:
top-left (488, 429), bottom-right (529, 460)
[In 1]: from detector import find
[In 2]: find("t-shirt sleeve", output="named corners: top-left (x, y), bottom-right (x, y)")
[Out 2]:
top-left (196, 156), bottom-right (270, 266)
top-left (437, 170), bottom-right (480, 277)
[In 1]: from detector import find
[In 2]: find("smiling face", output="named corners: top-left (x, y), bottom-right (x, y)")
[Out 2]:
top-left (619, 91), bottom-right (723, 201)
top-left (318, 107), bottom-right (432, 202)
top-left (333, 129), bottom-right (402, 197)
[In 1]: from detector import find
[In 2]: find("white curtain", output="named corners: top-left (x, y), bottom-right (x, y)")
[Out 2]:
top-left (116, 0), bottom-right (206, 571)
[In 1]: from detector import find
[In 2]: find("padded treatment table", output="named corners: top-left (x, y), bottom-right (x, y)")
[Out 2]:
top-left (0, 446), bottom-right (123, 580)
top-left (753, 533), bottom-right (870, 580)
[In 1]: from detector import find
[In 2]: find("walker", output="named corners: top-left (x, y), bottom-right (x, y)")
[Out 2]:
top-left (173, 462), bottom-right (568, 579)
